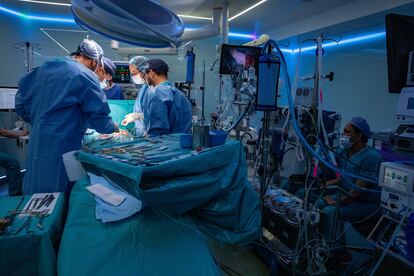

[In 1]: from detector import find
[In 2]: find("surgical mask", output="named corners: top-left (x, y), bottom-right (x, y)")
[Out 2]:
top-left (340, 135), bottom-right (352, 148)
top-left (100, 80), bottom-right (107, 89)
top-left (132, 75), bottom-right (145, 85)
top-left (340, 134), bottom-right (360, 149)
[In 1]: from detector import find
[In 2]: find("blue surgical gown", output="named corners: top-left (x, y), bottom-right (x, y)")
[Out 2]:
top-left (143, 81), bottom-right (192, 136)
top-left (337, 146), bottom-right (383, 202)
top-left (104, 84), bottom-right (124, 100)
top-left (15, 58), bottom-right (116, 194)
top-left (132, 84), bottom-right (151, 137)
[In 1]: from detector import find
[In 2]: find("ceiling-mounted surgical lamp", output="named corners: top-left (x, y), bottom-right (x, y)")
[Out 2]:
top-left (71, 0), bottom-right (185, 48)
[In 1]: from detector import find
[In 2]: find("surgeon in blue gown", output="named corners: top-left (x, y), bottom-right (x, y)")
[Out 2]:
top-left (142, 59), bottom-right (192, 136)
top-left (121, 56), bottom-right (150, 137)
top-left (101, 57), bottom-right (124, 100)
top-left (15, 39), bottom-right (119, 194)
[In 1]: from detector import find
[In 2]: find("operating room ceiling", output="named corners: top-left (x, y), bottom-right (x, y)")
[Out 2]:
top-left (0, 0), bottom-right (362, 34)
top-left (1, 0), bottom-right (414, 53)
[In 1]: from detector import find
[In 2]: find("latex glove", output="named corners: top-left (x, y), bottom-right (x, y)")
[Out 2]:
top-left (119, 129), bottom-right (129, 136)
top-left (121, 113), bottom-right (143, 126)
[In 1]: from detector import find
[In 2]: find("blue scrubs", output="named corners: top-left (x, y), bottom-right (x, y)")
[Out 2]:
top-left (337, 147), bottom-right (382, 202)
top-left (15, 58), bottom-right (116, 194)
top-left (0, 152), bottom-right (22, 196)
top-left (143, 81), bottom-right (192, 136)
top-left (319, 146), bottom-right (383, 251)
top-left (104, 84), bottom-right (124, 100)
top-left (132, 84), bottom-right (151, 137)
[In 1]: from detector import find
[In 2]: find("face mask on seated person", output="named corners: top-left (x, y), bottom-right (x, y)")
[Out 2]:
top-left (339, 134), bottom-right (360, 149)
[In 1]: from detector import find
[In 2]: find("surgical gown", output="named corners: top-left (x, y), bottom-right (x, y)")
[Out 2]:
top-left (132, 84), bottom-right (151, 137)
top-left (15, 58), bottom-right (116, 194)
top-left (143, 81), bottom-right (192, 136)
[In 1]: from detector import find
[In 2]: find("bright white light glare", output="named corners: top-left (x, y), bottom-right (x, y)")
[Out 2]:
top-left (27, 15), bottom-right (75, 23)
top-left (18, 0), bottom-right (71, 6)
top-left (178, 14), bottom-right (212, 21)
top-left (293, 32), bottom-right (386, 53)
top-left (280, 48), bottom-right (293, 54)
top-left (229, 0), bottom-right (267, 22)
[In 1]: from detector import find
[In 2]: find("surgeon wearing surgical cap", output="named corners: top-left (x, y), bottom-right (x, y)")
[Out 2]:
top-left (142, 59), bottom-right (192, 135)
top-left (317, 117), bottom-right (383, 264)
top-left (119, 56), bottom-right (151, 137)
top-left (101, 57), bottom-right (124, 100)
top-left (15, 38), bottom-right (119, 195)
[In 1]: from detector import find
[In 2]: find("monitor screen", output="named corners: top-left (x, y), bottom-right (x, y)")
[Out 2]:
top-left (0, 86), bottom-right (18, 109)
top-left (219, 44), bottom-right (261, 75)
top-left (385, 14), bottom-right (414, 93)
top-left (113, 63), bottom-right (131, 84)
top-left (408, 97), bottom-right (414, 109)
top-left (383, 166), bottom-right (409, 192)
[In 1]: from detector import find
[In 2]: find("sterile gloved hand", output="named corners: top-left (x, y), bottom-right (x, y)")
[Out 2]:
top-left (121, 112), bottom-right (144, 126)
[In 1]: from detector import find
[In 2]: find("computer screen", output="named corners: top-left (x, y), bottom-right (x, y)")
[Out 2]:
top-left (408, 97), bottom-right (414, 109)
top-left (219, 44), bottom-right (261, 75)
top-left (113, 63), bottom-right (131, 84)
top-left (383, 166), bottom-right (409, 192)
top-left (0, 86), bottom-right (18, 109)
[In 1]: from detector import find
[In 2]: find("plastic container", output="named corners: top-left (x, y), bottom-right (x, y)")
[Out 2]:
top-left (62, 150), bottom-right (87, 182)
top-left (209, 130), bottom-right (228, 147)
top-left (180, 134), bottom-right (193, 149)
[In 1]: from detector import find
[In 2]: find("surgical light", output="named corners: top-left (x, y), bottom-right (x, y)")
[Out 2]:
top-left (229, 0), bottom-right (267, 22)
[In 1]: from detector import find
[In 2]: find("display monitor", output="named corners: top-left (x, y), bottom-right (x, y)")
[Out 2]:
top-left (219, 44), bottom-right (261, 75)
top-left (385, 14), bottom-right (414, 93)
top-left (383, 166), bottom-right (409, 192)
top-left (0, 86), bottom-right (18, 109)
top-left (113, 63), bottom-right (131, 84)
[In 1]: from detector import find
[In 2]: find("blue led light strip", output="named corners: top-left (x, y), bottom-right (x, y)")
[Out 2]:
top-left (0, 4), bottom-right (75, 23)
top-left (292, 32), bottom-right (386, 53)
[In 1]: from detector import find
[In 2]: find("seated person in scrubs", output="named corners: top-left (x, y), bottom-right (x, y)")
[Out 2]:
top-left (317, 117), bottom-right (383, 265)
top-left (101, 57), bottom-right (124, 100)
top-left (121, 56), bottom-right (150, 137)
top-left (142, 59), bottom-right (192, 136)
top-left (0, 128), bottom-right (29, 196)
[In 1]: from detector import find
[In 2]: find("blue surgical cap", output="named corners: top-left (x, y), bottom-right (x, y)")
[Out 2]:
top-left (128, 56), bottom-right (149, 73)
top-left (71, 38), bottom-right (103, 63)
top-left (148, 59), bottom-right (169, 75)
top-left (102, 57), bottom-right (116, 77)
top-left (349, 117), bottom-right (371, 139)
